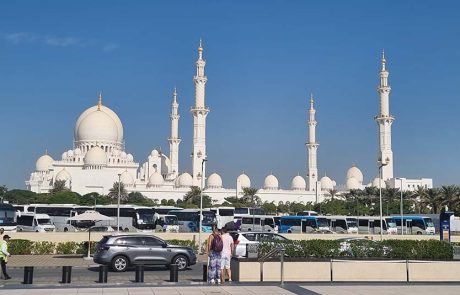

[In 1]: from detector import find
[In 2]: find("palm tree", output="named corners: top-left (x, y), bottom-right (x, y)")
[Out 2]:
top-left (108, 181), bottom-right (128, 201)
top-left (242, 187), bottom-right (261, 207)
top-left (413, 186), bottom-right (428, 213)
top-left (439, 185), bottom-right (460, 211)
top-left (420, 188), bottom-right (441, 214)
top-left (51, 180), bottom-right (69, 195)
top-left (327, 189), bottom-right (338, 201)
top-left (183, 186), bottom-right (201, 203)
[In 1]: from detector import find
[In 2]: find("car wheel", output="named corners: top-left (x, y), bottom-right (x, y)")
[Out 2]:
top-left (111, 255), bottom-right (129, 272)
top-left (172, 255), bottom-right (188, 271)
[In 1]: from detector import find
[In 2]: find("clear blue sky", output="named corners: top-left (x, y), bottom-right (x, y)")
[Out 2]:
top-left (1, 0), bottom-right (459, 190)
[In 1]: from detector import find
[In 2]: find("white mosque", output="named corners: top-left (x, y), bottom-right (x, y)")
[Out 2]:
top-left (26, 43), bottom-right (432, 204)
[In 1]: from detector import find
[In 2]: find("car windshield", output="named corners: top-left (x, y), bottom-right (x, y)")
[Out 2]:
top-left (317, 218), bottom-right (329, 228)
top-left (424, 218), bottom-right (434, 227)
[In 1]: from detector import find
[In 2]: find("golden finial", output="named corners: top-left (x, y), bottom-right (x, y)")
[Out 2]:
top-left (381, 49), bottom-right (386, 64)
top-left (97, 91), bottom-right (103, 110)
top-left (198, 38), bottom-right (203, 51)
top-left (310, 93), bottom-right (314, 104)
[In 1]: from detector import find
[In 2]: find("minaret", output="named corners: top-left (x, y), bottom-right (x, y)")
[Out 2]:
top-left (191, 39), bottom-right (210, 186)
top-left (306, 94), bottom-right (319, 191)
top-left (168, 87), bottom-right (181, 180)
top-left (375, 50), bottom-right (394, 180)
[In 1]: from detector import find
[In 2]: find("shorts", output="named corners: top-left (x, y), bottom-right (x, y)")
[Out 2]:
top-left (220, 255), bottom-right (231, 269)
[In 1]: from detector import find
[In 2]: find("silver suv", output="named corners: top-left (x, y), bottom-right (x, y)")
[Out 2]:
top-left (93, 234), bottom-right (197, 272)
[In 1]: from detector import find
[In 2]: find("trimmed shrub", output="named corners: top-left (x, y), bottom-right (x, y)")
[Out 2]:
top-left (166, 239), bottom-right (198, 251)
top-left (32, 241), bottom-right (56, 255)
top-left (9, 239), bottom-right (34, 255)
top-left (56, 241), bottom-right (80, 254)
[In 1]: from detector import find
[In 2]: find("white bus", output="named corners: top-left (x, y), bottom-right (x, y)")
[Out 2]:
top-left (325, 216), bottom-right (359, 234)
top-left (168, 209), bottom-right (216, 233)
top-left (94, 205), bottom-right (157, 231)
top-left (0, 203), bottom-right (17, 232)
top-left (357, 216), bottom-right (397, 235)
top-left (234, 207), bottom-right (266, 216)
top-left (26, 204), bottom-right (93, 231)
top-left (239, 215), bottom-right (278, 232)
top-left (153, 206), bottom-right (182, 215)
top-left (205, 207), bottom-right (235, 229)
top-left (16, 212), bottom-right (55, 232)
top-left (155, 214), bottom-right (179, 232)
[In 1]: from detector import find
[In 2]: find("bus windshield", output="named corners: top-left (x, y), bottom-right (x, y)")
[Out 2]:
top-left (202, 212), bottom-right (216, 226)
top-left (164, 216), bottom-right (178, 225)
top-left (346, 219), bottom-right (358, 228)
top-left (137, 209), bottom-right (156, 224)
top-left (37, 218), bottom-right (53, 225)
top-left (316, 218), bottom-right (329, 228)
top-left (0, 208), bottom-right (16, 226)
top-left (424, 218), bottom-right (434, 227)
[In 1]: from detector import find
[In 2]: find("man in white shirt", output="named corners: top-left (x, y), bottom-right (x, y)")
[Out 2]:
top-left (220, 227), bottom-right (234, 283)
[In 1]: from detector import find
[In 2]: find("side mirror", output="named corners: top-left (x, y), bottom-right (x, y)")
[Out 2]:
top-left (162, 243), bottom-right (168, 248)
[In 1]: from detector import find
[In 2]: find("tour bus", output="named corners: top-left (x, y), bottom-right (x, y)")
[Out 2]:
top-left (167, 209), bottom-right (216, 233)
top-left (205, 207), bottom-right (235, 229)
top-left (234, 207), bottom-right (266, 216)
top-left (391, 215), bottom-right (436, 235)
top-left (356, 216), bottom-right (397, 235)
top-left (155, 214), bottom-right (179, 232)
top-left (26, 204), bottom-right (93, 231)
top-left (296, 210), bottom-right (319, 216)
top-left (279, 216), bottom-right (330, 233)
top-left (239, 215), bottom-right (278, 232)
top-left (325, 216), bottom-right (359, 234)
top-left (0, 203), bottom-right (17, 232)
top-left (94, 205), bottom-right (157, 231)
top-left (16, 212), bottom-right (56, 232)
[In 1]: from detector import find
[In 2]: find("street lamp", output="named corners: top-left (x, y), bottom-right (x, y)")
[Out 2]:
top-left (378, 158), bottom-right (389, 241)
top-left (198, 158), bottom-right (207, 254)
top-left (396, 178), bottom-right (404, 235)
top-left (117, 173), bottom-right (121, 234)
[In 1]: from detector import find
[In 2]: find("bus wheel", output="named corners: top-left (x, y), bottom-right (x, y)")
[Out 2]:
top-left (123, 228), bottom-right (129, 232)
top-left (64, 228), bottom-right (68, 232)
top-left (18, 228), bottom-right (23, 232)
top-left (417, 231), bottom-right (422, 235)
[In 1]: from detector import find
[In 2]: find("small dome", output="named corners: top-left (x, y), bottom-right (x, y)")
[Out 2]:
top-left (237, 173), bottom-right (251, 188)
top-left (61, 151), bottom-right (68, 160)
top-left (77, 110), bottom-right (119, 143)
top-left (67, 149), bottom-right (74, 157)
top-left (178, 173), bottom-right (193, 187)
top-left (264, 174), bottom-right (279, 190)
top-left (120, 151), bottom-right (127, 159)
top-left (346, 165), bottom-right (363, 183)
top-left (291, 175), bottom-right (306, 190)
top-left (55, 169), bottom-right (71, 181)
top-left (207, 173), bottom-right (223, 188)
top-left (372, 177), bottom-right (384, 188)
top-left (74, 148), bottom-right (82, 156)
top-left (346, 177), bottom-right (361, 190)
top-left (127, 153), bottom-right (134, 162)
top-left (120, 171), bottom-right (134, 186)
top-left (151, 149), bottom-right (159, 157)
top-left (320, 176), bottom-right (334, 191)
top-left (84, 146), bottom-right (107, 166)
top-left (36, 154), bottom-right (54, 172)
top-left (147, 172), bottom-right (164, 187)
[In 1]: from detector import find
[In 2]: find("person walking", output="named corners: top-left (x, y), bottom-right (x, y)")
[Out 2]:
top-left (220, 227), bottom-right (234, 283)
top-left (0, 235), bottom-right (11, 280)
top-left (207, 225), bottom-right (222, 284)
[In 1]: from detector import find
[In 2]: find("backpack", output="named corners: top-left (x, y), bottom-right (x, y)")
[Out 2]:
top-left (211, 234), bottom-right (223, 252)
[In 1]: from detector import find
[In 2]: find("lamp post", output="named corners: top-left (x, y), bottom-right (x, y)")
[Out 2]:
top-left (198, 158), bottom-right (207, 254)
top-left (398, 178), bottom-right (404, 235)
top-left (378, 158), bottom-right (389, 241)
top-left (117, 173), bottom-right (121, 234)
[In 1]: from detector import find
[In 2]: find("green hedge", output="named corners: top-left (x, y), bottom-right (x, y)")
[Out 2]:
top-left (259, 239), bottom-right (453, 260)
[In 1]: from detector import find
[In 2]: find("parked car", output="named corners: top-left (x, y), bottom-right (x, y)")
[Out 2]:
top-left (229, 231), bottom-right (289, 257)
top-left (88, 225), bottom-right (115, 232)
top-left (93, 234), bottom-right (197, 272)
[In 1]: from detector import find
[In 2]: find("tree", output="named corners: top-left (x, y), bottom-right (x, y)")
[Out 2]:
top-left (420, 188), bottom-right (441, 214)
top-left (439, 185), bottom-right (460, 212)
top-left (108, 181), bottom-right (128, 201)
top-left (262, 201), bottom-right (277, 214)
top-left (47, 191), bottom-right (81, 204)
top-left (0, 185), bottom-right (8, 201)
top-left (167, 199), bottom-right (176, 206)
top-left (80, 192), bottom-right (112, 206)
top-left (51, 180), bottom-right (69, 195)
top-left (242, 187), bottom-right (261, 207)
top-left (327, 189), bottom-right (338, 201)
top-left (183, 186), bottom-right (212, 208)
top-left (123, 192), bottom-right (157, 206)
top-left (3, 189), bottom-right (37, 204)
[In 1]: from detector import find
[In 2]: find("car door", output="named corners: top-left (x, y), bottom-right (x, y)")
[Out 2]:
top-left (143, 236), bottom-right (170, 264)
top-left (115, 237), bottom-right (150, 264)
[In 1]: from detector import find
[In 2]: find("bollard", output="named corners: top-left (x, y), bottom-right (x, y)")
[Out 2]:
top-left (98, 265), bottom-right (108, 283)
top-left (135, 265), bottom-right (144, 283)
top-left (61, 266), bottom-right (72, 284)
top-left (23, 266), bottom-right (34, 284)
top-left (169, 264), bottom-right (178, 282)
top-left (202, 264), bottom-right (208, 282)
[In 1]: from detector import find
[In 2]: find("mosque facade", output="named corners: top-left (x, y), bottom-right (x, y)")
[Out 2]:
top-left (26, 43), bottom-right (432, 204)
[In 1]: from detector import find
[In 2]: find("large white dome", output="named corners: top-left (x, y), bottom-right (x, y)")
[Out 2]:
top-left (84, 146), bottom-right (107, 166)
top-left (36, 154), bottom-right (54, 171)
top-left (264, 174), bottom-right (279, 190)
top-left (55, 168), bottom-right (71, 181)
top-left (77, 110), bottom-right (119, 143)
top-left (291, 175), bottom-right (306, 190)
top-left (346, 177), bottom-right (361, 190)
top-left (346, 165), bottom-right (363, 183)
top-left (147, 172), bottom-right (164, 187)
top-left (372, 177), bottom-right (384, 188)
top-left (207, 173), bottom-right (223, 188)
top-left (75, 102), bottom-right (123, 143)
top-left (320, 175), bottom-right (334, 191)
top-left (237, 173), bottom-right (251, 188)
